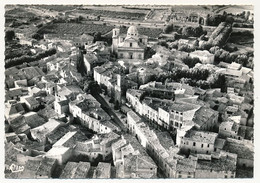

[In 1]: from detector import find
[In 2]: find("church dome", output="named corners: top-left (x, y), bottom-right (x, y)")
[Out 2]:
top-left (127, 26), bottom-right (138, 37)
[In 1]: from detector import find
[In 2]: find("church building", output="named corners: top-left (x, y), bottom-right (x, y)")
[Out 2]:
top-left (112, 26), bottom-right (148, 60)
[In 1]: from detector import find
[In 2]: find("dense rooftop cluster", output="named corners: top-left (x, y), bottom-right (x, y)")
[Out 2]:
top-left (4, 4), bottom-right (254, 179)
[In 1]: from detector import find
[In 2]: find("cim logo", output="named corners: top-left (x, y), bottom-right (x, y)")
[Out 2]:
top-left (9, 164), bottom-right (24, 173)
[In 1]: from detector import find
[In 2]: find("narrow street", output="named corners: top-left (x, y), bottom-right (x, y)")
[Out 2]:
top-left (92, 93), bottom-right (127, 132)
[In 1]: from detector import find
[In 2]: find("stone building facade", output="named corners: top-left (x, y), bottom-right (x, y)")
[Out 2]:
top-left (112, 26), bottom-right (147, 60)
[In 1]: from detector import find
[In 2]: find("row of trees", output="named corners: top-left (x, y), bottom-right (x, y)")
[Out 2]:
top-left (170, 68), bottom-right (210, 81)
top-left (178, 25), bottom-right (206, 38)
top-left (207, 14), bottom-right (234, 26)
top-left (5, 48), bottom-right (56, 68)
top-left (208, 22), bottom-right (233, 46)
top-left (153, 67), bottom-right (226, 91)
top-left (178, 73), bottom-right (226, 91)
top-left (163, 24), bottom-right (206, 38)
top-left (209, 45), bottom-right (253, 68)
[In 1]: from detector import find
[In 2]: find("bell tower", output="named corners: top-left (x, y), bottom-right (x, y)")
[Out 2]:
top-left (112, 28), bottom-right (120, 54)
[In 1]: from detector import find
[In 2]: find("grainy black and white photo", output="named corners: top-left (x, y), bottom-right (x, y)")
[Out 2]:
top-left (4, 3), bottom-right (254, 179)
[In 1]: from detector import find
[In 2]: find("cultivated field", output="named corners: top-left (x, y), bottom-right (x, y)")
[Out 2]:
top-left (5, 7), bottom-right (38, 18)
top-left (31, 5), bottom-right (79, 12)
top-left (37, 23), bottom-right (115, 35)
top-left (215, 5), bottom-right (253, 14)
top-left (38, 22), bottom-right (163, 38)
top-left (81, 5), bottom-right (150, 14)
top-left (148, 10), bottom-right (171, 22)
top-left (75, 8), bottom-right (146, 20)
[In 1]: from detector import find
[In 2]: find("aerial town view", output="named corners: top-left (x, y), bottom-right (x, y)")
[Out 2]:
top-left (4, 4), bottom-right (254, 179)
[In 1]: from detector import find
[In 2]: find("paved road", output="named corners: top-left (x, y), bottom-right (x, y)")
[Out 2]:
top-left (92, 93), bottom-right (127, 132)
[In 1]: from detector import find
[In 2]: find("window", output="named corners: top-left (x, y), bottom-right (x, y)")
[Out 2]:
top-left (130, 43), bottom-right (132, 47)
top-left (170, 120), bottom-right (173, 126)
top-left (201, 144), bottom-right (204, 148)
top-left (224, 175), bottom-right (228, 178)
top-left (207, 144), bottom-right (210, 148)
top-left (186, 141), bottom-right (189, 145)
top-left (178, 175), bottom-right (182, 178)
top-left (139, 38), bottom-right (142, 43)
top-left (193, 142), bottom-right (196, 146)
top-left (187, 176), bottom-right (191, 178)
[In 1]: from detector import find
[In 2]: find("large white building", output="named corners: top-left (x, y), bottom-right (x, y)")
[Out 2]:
top-left (112, 26), bottom-right (147, 60)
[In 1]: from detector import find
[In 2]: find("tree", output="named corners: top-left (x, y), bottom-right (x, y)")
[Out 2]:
top-left (178, 44), bottom-right (192, 52)
top-left (78, 15), bottom-right (84, 21)
top-left (114, 101), bottom-right (120, 110)
top-left (94, 32), bottom-right (102, 42)
top-left (235, 54), bottom-right (248, 66)
top-left (199, 41), bottom-right (212, 50)
top-left (5, 30), bottom-right (15, 41)
top-left (164, 24), bottom-right (173, 34)
top-left (158, 41), bottom-right (168, 48)
top-left (182, 26), bottom-right (195, 38)
top-left (32, 33), bottom-right (43, 40)
top-left (182, 57), bottom-right (202, 68)
top-left (194, 25), bottom-right (204, 37)
top-left (209, 46), bottom-right (220, 54)
top-left (144, 47), bottom-right (156, 59)
top-left (245, 11), bottom-right (250, 21)
top-left (219, 51), bottom-right (230, 62)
